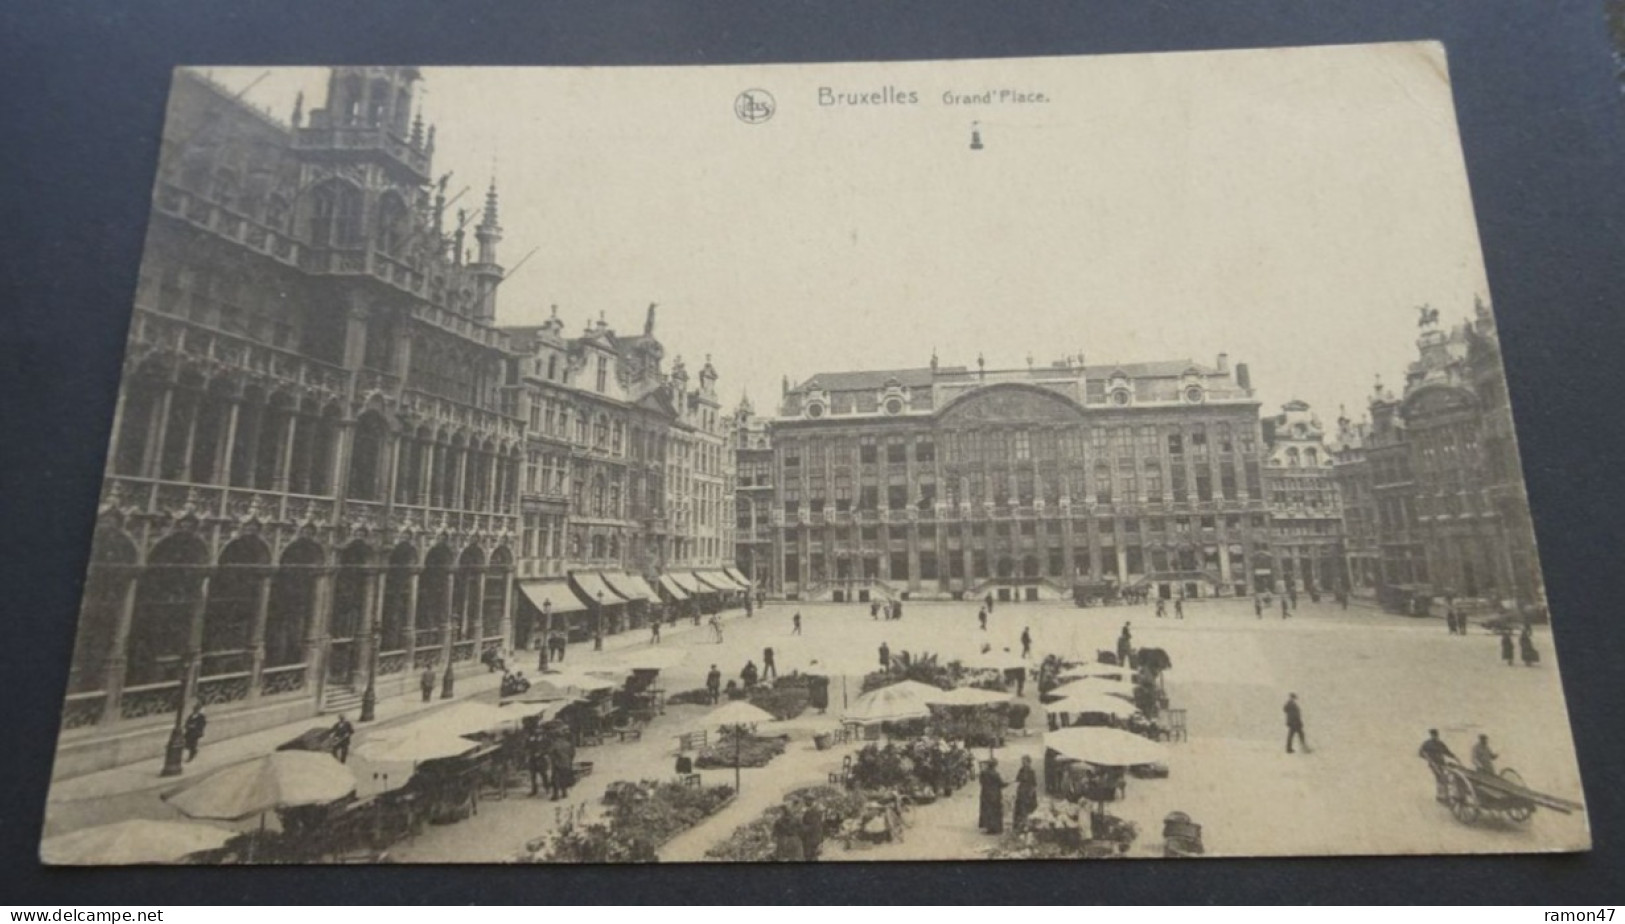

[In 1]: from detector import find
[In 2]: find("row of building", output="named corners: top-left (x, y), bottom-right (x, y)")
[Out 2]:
top-left (58, 68), bottom-right (746, 778)
top-left (57, 65), bottom-right (1545, 778)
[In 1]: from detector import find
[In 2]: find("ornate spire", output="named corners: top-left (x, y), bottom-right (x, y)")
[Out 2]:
top-left (411, 107), bottom-right (424, 147)
top-left (291, 91), bottom-right (304, 128)
top-left (644, 302), bottom-right (657, 336)
top-left (481, 176), bottom-right (500, 229)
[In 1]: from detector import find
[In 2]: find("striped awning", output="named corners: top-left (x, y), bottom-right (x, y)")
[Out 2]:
top-left (603, 572), bottom-right (655, 601)
top-left (518, 580), bottom-right (588, 616)
top-left (657, 575), bottom-right (689, 601)
top-left (667, 571), bottom-right (705, 595)
top-left (695, 570), bottom-right (739, 592)
top-left (569, 571), bottom-right (627, 607)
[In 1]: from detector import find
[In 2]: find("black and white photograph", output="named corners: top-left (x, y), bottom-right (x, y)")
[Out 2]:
top-left (37, 45), bottom-right (1590, 865)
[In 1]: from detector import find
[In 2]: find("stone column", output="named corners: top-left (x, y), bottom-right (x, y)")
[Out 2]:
top-left (214, 399), bottom-right (242, 489)
top-left (358, 567), bottom-right (380, 721)
top-left (306, 566), bottom-right (333, 706)
top-left (246, 568), bottom-right (272, 702)
top-left (99, 571), bottom-right (140, 725)
top-left (274, 414), bottom-right (299, 492)
top-left (439, 572), bottom-right (456, 698)
top-left (499, 567), bottom-right (514, 654)
top-left (144, 387), bottom-right (174, 478)
top-left (402, 568), bottom-right (421, 664)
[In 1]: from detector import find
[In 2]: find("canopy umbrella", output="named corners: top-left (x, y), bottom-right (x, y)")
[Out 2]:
top-left (533, 669), bottom-right (621, 693)
top-left (354, 726), bottom-right (481, 764)
top-left (844, 680), bottom-right (943, 724)
top-left (1056, 665), bottom-right (1130, 682)
top-left (398, 701), bottom-right (521, 738)
top-left (615, 647), bottom-right (690, 671)
top-left (163, 751), bottom-right (357, 821)
top-left (1045, 726), bottom-right (1169, 767)
top-left (1050, 676), bottom-right (1136, 698)
top-left (42, 819), bottom-right (236, 865)
top-left (925, 686), bottom-right (1014, 707)
top-left (1042, 694), bottom-right (1138, 719)
top-left (698, 700), bottom-right (778, 731)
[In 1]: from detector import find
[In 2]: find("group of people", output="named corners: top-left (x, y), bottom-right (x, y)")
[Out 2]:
top-left (871, 599), bottom-right (904, 621)
top-left (1419, 728), bottom-right (1508, 801)
top-left (1254, 593), bottom-right (1294, 619)
top-left (1500, 626), bottom-right (1541, 667)
top-left (1153, 597), bottom-right (1185, 619)
top-left (976, 755), bottom-right (1039, 835)
top-left (770, 797), bottom-right (827, 861)
top-left (499, 670), bottom-right (532, 698)
top-left (524, 723), bottom-right (579, 801)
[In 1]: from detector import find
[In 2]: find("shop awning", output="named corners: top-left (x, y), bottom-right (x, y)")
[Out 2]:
top-left (667, 571), bottom-right (705, 595)
top-left (724, 567), bottom-right (753, 588)
top-left (518, 580), bottom-right (588, 616)
top-left (603, 571), bottom-right (655, 601)
top-left (570, 571), bottom-right (627, 607)
top-left (694, 570), bottom-right (738, 592)
top-left (657, 575), bottom-right (689, 601)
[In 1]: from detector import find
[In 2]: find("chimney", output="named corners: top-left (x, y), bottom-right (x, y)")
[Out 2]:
top-left (1235, 362), bottom-right (1251, 392)
top-left (1216, 352), bottom-right (1229, 374)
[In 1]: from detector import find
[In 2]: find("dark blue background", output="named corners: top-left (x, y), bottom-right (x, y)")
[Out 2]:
top-left (3, 0), bottom-right (1622, 904)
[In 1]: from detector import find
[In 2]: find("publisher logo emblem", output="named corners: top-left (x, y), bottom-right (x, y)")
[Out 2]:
top-left (734, 89), bottom-right (776, 124)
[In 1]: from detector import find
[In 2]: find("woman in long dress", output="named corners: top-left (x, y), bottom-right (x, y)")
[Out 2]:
top-left (978, 760), bottom-right (1007, 834)
top-left (1012, 756), bottom-right (1039, 831)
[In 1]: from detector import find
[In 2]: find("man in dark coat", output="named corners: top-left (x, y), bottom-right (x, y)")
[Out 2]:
top-left (527, 732), bottom-right (551, 797)
top-left (741, 660), bottom-right (760, 688)
top-left (1281, 596), bottom-right (1291, 619)
top-left (1284, 693), bottom-right (1307, 754)
top-left (762, 647), bottom-right (777, 681)
top-left (1013, 755), bottom-right (1039, 830)
top-left (984, 592), bottom-right (995, 613)
top-left (420, 665), bottom-right (437, 703)
top-left (706, 664), bottom-right (722, 704)
top-left (548, 737), bottom-right (576, 800)
top-left (1418, 729), bottom-right (1458, 802)
top-left (879, 642), bottom-right (891, 670)
top-left (792, 612), bottom-right (802, 635)
top-left (329, 713), bottom-right (354, 764)
top-left (1020, 626), bottom-right (1032, 659)
top-left (978, 607), bottom-right (988, 631)
top-left (978, 759), bottom-right (1006, 834)
top-left (1117, 623), bottom-right (1133, 664)
top-left (800, 801), bottom-right (825, 861)
top-left (182, 705), bottom-right (207, 762)
top-left (1501, 632), bottom-right (1516, 666)
top-left (1519, 628), bottom-right (1540, 667)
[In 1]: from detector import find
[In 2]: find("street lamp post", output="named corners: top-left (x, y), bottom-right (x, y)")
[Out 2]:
top-left (360, 622), bottom-right (380, 722)
top-left (159, 653), bottom-right (200, 777)
top-left (538, 599), bottom-right (552, 671)
top-left (593, 591), bottom-right (604, 651)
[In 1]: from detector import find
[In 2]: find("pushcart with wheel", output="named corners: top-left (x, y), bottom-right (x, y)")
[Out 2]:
top-left (1432, 760), bottom-right (1582, 826)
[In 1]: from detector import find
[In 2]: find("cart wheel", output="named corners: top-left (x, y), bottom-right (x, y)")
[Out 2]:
top-left (1446, 770), bottom-right (1479, 824)
top-left (1499, 769), bottom-right (1535, 823)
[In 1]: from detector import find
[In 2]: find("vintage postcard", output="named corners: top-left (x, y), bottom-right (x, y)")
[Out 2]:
top-left (41, 44), bottom-right (1589, 864)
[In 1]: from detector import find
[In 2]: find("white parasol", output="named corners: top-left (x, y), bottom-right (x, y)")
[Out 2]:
top-left (1056, 665), bottom-right (1131, 682)
top-left (41, 819), bottom-right (236, 865)
top-left (163, 751), bottom-right (357, 821)
top-left (1050, 676), bottom-right (1137, 698)
top-left (698, 700), bottom-right (778, 731)
top-left (843, 680), bottom-right (943, 724)
top-left (394, 701), bottom-right (521, 738)
top-left (354, 725), bottom-right (481, 764)
top-left (925, 686), bottom-right (1014, 707)
top-left (533, 669), bottom-right (622, 693)
top-left (1045, 726), bottom-right (1169, 767)
top-left (1042, 694), bottom-right (1139, 719)
top-left (961, 651), bottom-right (1029, 672)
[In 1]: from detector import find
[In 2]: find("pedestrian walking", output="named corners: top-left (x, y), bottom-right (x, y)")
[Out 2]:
top-left (977, 759), bottom-right (1006, 834)
top-left (893, 600), bottom-right (904, 620)
top-left (792, 611), bottom-right (802, 635)
top-left (1013, 755), bottom-right (1039, 831)
top-left (1446, 608), bottom-right (1457, 635)
top-left (870, 601), bottom-right (880, 620)
top-left (329, 713), bottom-right (354, 764)
top-left (762, 647), bottom-right (777, 681)
top-left (1020, 627), bottom-right (1032, 659)
top-left (1281, 597), bottom-right (1291, 619)
top-left (741, 660), bottom-right (760, 689)
top-left (1472, 734), bottom-right (1499, 775)
top-left (1174, 598), bottom-right (1184, 620)
top-left (182, 704), bottom-right (207, 763)
top-left (1501, 632), bottom-right (1515, 666)
top-left (1283, 693), bottom-right (1308, 754)
top-left (1117, 622), bottom-right (1133, 664)
top-left (1519, 627), bottom-right (1540, 667)
top-left (710, 614), bottom-right (724, 643)
top-left (706, 665), bottom-right (722, 704)
top-left (527, 732), bottom-right (552, 797)
top-left (978, 607), bottom-right (988, 631)
top-left (1155, 598), bottom-right (1166, 618)
top-left (420, 665), bottom-right (437, 703)
top-left (984, 592), bottom-right (995, 614)
top-left (879, 641), bottom-right (891, 670)
top-left (650, 620), bottom-right (661, 645)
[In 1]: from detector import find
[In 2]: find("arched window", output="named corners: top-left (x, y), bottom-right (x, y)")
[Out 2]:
top-left (309, 181), bottom-right (363, 248)
top-left (347, 413), bottom-right (389, 501)
top-left (375, 193), bottom-right (410, 256)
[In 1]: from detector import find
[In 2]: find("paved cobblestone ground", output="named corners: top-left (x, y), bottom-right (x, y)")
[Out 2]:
top-left (42, 597), bottom-right (1590, 861)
